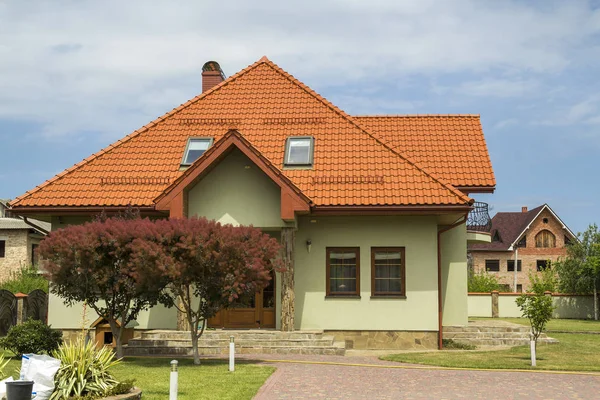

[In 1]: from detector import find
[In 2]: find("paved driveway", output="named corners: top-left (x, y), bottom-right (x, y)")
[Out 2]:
top-left (248, 355), bottom-right (600, 400)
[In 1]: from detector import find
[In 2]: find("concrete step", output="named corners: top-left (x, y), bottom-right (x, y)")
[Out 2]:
top-left (140, 330), bottom-right (325, 341)
top-left (451, 337), bottom-right (559, 347)
top-left (124, 344), bottom-right (345, 357)
top-left (444, 326), bottom-right (530, 333)
top-left (127, 337), bottom-right (336, 348)
top-left (443, 332), bottom-right (537, 339)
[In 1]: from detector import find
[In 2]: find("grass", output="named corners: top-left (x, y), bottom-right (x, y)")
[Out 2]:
top-left (471, 317), bottom-right (600, 333)
top-left (381, 319), bottom-right (600, 372)
top-left (1, 356), bottom-right (274, 400)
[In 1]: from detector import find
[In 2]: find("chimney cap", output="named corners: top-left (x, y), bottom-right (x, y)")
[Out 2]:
top-left (202, 61), bottom-right (225, 79)
top-left (522, 206), bottom-right (528, 213)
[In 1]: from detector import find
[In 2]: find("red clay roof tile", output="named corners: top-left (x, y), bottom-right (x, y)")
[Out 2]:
top-left (10, 57), bottom-right (491, 210)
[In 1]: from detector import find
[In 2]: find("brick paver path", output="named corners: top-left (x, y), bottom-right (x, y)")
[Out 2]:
top-left (247, 354), bottom-right (600, 399)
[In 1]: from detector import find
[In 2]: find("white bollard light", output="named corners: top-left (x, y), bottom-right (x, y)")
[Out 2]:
top-left (170, 360), bottom-right (178, 400)
top-left (530, 333), bottom-right (536, 367)
top-left (229, 335), bottom-right (235, 372)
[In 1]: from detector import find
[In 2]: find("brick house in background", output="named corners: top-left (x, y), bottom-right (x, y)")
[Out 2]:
top-left (468, 204), bottom-right (576, 292)
top-left (0, 199), bottom-right (50, 281)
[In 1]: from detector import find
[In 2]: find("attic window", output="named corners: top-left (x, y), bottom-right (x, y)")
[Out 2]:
top-left (492, 231), bottom-right (501, 242)
top-left (284, 137), bottom-right (314, 167)
top-left (182, 138), bottom-right (213, 165)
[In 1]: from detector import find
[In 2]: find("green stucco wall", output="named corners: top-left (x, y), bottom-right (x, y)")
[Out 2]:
top-left (440, 223), bottom-right (468, 326)
top-left (187, 149), bottom-right (286, 229)
top-left (293, 215), bottom-right (439, 331)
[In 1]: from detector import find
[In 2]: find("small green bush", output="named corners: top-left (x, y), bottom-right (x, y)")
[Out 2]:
top-left (468, 270), bottom-right (503, 292)
top-left (442, 339), bottom-right (476, 350)
top-left (529, 267), bottom-right (558, 295)
top-left (0, 319), bottom-right (63, 356)
top-left (51, 337), bottom-right (122, 400)
top-left (0, 265), bottom-right (48, 293)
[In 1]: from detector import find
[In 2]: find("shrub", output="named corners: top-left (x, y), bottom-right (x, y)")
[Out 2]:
top-left (51, 338), bottom-right (122, 400)
top-left (0, 353), bottom-right (9, 379)
top-left (0, 319), bottom-right (63, 356)
top-left (528, 267), bottom-right (558, 295)
top-left (468, 270), bottom-right (503, 292)
top-left (442, 339), bottom-right (476, 350)
top-left (0, 264), bottom-right (48, 293)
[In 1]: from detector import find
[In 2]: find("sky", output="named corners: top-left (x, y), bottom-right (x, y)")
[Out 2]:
top-left (0, 0), bottom-right (599, 234)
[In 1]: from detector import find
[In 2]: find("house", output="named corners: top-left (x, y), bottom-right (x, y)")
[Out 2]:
top-left (469, 204), bottom-right (576, 292)
top-left (8, 57), bottom-right (495, 350)
top-left (0, 199), bottom-right (50, 281)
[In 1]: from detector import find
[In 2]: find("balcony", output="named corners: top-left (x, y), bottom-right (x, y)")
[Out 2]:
top-left (467, 201), bottom-right (492, 233)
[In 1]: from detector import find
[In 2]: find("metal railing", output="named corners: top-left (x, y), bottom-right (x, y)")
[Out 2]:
top-left (467, 202), bottom-right (492, 232)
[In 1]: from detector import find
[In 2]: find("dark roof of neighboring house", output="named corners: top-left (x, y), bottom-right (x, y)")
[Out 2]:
top-left (470, 204), bottom-right (551, 251)
top-left (0, 217), bottom-right (50, 234)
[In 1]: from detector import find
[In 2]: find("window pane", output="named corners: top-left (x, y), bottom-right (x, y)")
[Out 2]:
top-left (373, 249), bottom-right (404, 294)
top-left (184, 139), bottom-right (211, 164)
top-left (331, 278), bottom-right (356, 293)
top-left (375, 279), bottom-right (389, 293)
top-left (388, 279), bottom-right (402, 293)
top-left (329, 249), bottom-right (358, 294)
top-left (286, 138), bottom-right (312, 164)
top-left (0, 240), bottom-right (5, 258)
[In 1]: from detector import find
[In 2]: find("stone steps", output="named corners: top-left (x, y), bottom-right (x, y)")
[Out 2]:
top-left (443, 323), bottom-right (558, 347)
top-left (139, 330), bottom-right (324, 340)
top-left (125, 329), bottom-right (346, 357)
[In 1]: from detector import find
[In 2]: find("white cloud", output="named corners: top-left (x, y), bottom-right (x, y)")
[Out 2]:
top-left (493, 118), bottom-right (519, 130)
top-left (0, 0), bottom-right (600, 139)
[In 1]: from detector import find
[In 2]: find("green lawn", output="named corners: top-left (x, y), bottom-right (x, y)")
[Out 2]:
top-left (470, 317), bottom-right (600, 333)
top-left (2, 357), bottom-right (274, 400)
top-left (382, 319), bottom-right (600, 372)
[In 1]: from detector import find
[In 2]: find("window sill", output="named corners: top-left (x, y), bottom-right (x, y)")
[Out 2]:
top-left (324, 295), bottom-right (361, 300)
top-left (370, 295), bottom-right (407, 299)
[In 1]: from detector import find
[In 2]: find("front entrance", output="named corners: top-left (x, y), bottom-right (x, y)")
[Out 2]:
top-left (208, 272), bottom-right (275, 329)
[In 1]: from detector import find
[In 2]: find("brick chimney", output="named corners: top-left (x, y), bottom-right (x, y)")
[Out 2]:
top-left (522, 206), bottom-right (528, 213)
top-left (202, 61), bottom-right (225, 92)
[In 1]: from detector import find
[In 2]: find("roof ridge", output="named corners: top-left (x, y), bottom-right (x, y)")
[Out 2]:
top-left (260, 60), bottom-right (471, 205)
top-left (10, 58), bottom-right (271, 208)
top-left (354, 114), bottom-right (481, 118)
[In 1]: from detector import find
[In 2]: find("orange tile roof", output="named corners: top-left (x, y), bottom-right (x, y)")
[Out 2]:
top-left (354, 115), bottom-right (495, 189)
top-left (10, 57), bottom-right (489, 210)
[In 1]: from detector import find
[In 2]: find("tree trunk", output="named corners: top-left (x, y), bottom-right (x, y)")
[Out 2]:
top-left (191, 333), bottom-right (200, 365)
top-left (107, 319), bottom-right (124, 359)
top-left (177, 296), bottom-right (190, 330)
top-left (280, 228), bottom-right (295, 332)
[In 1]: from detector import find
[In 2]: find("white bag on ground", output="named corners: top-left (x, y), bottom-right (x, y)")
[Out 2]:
top-left (0, 377), bottom-right (14, 399)
top-left (20, 354), bottom-right (61, 400)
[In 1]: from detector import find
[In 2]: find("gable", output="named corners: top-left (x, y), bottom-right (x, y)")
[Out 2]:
top-left (187, 149), bottom-right (287, 228)
top-left (10, 57), bottom-right (473, 212)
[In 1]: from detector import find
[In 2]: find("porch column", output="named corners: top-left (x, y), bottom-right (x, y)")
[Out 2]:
top-left (280, 227), bottom-right (295, 331)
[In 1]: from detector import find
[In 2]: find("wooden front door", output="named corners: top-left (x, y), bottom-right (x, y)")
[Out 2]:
top-left (208, 272), bottom-right (275, 329)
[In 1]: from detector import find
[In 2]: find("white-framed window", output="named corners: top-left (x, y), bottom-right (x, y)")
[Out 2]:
top-left (181, 138), bottom-right (213, 166)
top-left (284, 137), bottom-right (314, 167)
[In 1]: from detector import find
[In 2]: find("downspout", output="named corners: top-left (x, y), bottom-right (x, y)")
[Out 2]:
top-left (437, 214), bottom-right (467, 350)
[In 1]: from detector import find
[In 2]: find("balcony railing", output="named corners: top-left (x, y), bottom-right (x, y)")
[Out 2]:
top-left (467, 202), bottom-right (492, 232)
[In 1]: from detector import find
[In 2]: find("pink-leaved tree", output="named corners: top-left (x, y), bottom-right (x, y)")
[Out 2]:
top-left (39, 217), bottom-right (171, 358)
top-left (155, 217), bottom-right (282, 365)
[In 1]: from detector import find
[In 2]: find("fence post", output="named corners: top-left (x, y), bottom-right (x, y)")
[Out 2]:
top-left (491, 290), bottom-right (499, 318)
top-left (14, 292), bottom-right (28, 325)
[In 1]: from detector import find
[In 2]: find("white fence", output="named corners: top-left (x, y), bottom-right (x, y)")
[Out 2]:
top-left (468, 292), bottom-right (596, 319)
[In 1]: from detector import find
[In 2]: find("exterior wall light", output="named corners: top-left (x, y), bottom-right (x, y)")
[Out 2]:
top-left (306, 239), bottom-right (312, 253)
